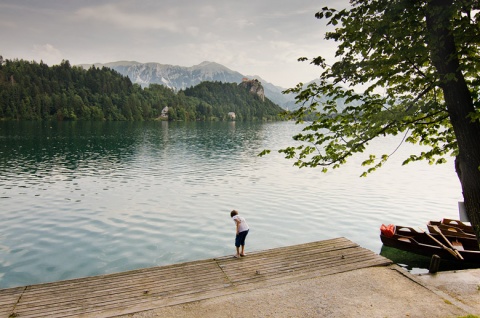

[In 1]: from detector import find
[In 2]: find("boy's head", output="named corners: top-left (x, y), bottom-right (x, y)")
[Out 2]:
top-left (230, 210), bottom-right (238, 218)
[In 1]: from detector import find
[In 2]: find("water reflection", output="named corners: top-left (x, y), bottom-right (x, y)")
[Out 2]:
top-left (380, 245), bottom-right (480, 274)
top-left (0, 121), bottom-right (139, 181)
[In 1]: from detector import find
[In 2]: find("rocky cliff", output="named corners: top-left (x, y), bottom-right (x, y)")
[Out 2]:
top-left (239, 78), bottom-right (265, 101)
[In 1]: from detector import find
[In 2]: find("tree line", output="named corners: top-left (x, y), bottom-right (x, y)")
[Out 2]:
top-left (0, 58), bottom-right (284, 121)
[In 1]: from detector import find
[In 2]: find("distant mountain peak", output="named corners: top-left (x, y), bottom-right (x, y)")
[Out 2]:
top-left (77, 60), bottom-right (297, 109)
top-left (191, 61), bottom-right (234, 73)
top-left (197, 61), bottom-right (214, 66)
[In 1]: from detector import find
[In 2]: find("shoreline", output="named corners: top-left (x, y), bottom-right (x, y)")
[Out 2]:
top-left (1, 238), bottom-right (479, 317)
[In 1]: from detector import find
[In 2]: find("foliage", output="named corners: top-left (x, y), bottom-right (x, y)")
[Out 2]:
top-left (0, 58), bottom-right (283, 122)
top-left (183, 81), bottom-right (284, 121)
top-left (275, 0), bottom-right (479, 176)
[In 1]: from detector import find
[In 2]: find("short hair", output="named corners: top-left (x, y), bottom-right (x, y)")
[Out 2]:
top-left (230, 210), bottom-right (238, 217)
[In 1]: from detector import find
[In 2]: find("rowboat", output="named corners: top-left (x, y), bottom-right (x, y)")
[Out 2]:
top-left (427, 219), bottom-right (475, 239)
top-left (441, 218), bottom-right (474, 233)
top-left (427, 221), bottom-right (476, 239)
top-left (380, 225), bottom-right (480, 262)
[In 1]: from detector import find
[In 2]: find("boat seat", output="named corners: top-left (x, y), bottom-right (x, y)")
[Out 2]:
top-left (451, 240), bottom-right (464, 251)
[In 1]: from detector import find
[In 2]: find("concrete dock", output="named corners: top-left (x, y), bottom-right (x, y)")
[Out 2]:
top-left (1, 237), bottom-right (478, 317)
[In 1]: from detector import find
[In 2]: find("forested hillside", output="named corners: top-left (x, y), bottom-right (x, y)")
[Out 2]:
top-left (183, 81), bottom-right (284, 121)
top-left (0, 58), bottom-right (284, 121)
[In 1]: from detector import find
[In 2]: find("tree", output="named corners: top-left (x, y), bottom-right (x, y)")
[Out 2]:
top-left (274, 0), bottom-right (480, 243)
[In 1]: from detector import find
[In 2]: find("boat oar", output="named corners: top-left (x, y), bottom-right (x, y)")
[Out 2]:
top-left (431, 225), bottom-right (464, 260)
top-left (419, 228), bottom-right (461, 260)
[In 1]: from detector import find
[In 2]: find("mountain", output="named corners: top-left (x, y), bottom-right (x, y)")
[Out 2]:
top-left (1, 58), bottom-right (284, 121)
top-left (78, 61), bottom-right (297, 109)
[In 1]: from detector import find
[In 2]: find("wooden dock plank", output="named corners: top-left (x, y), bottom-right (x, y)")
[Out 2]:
top-left (1, 237), bottom-right (391, 318)
top-left (17, 261), bottom-right (224, 302)
top-left (0, 286), bottom-right (25, 317)
top-left (23, 259), bottom-right (220, 294)
top-left (12, 261), bottom-right (228, 317)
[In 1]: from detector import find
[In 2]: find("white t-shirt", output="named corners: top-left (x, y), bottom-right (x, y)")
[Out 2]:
top-left (232, 215), bottom-right (249, 233)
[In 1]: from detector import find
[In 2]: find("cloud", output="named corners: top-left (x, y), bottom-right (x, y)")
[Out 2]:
top-left (0, 19), bottom-right (15, 29)
top-left (235, 19), bottom-right (255, 29)
top-left (198, 5), bottom-right (217, 18)
top-left (0, 0), bottom-right (351, 87)
top-left (32, 44), bottom-right (63, 65)
top-left (186, 26), bottom-right (200, 37)
top-left (75, 4), bottom-right (179, 32)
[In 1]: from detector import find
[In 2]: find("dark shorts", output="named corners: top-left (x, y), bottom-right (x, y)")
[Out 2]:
top-left (235, 230), bottom-right (249, 247)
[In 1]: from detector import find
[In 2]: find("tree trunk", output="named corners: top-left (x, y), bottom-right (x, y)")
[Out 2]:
top-left (426, 0), bottom-right (480, 245)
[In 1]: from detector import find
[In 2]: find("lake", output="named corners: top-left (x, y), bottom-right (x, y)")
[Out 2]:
top-left (0, 121), bottom-right (463, 288)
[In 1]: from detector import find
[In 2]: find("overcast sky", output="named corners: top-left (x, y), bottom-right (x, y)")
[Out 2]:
top-left (0, 1), bottom-right (349, 88)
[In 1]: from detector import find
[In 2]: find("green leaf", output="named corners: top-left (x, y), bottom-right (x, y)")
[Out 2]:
top-left (258, 149), bottom-right (271, 157)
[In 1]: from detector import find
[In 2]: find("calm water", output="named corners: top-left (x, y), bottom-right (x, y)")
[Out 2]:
top-left (0, 121), bottom-right (463, 288)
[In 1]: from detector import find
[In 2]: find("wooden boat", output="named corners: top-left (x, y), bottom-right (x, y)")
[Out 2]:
top-left (441, 218), bottom-right (474, 234)
top-left (430, 218), bottom-right (474, 233)
top-left (427, 220), bottom-right (476, 239)
top-left (380, 225), bottom-right (480, 262)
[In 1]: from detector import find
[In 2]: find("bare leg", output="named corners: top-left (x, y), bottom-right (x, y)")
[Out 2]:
top-left (235, 246), bottom-right (240, 258)
top-left (240, 245), bottom-right (245, 256)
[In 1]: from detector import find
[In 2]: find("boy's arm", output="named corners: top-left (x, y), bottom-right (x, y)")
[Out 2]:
top-left (234, 219), bottom-right (240, 234)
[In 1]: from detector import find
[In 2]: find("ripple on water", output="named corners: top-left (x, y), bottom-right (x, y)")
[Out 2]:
top-left (0, 122), bottom-right (464, 288)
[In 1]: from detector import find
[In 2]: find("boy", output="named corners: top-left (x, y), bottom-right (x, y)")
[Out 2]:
top-left (230, 209), bottom-right (249, 258)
